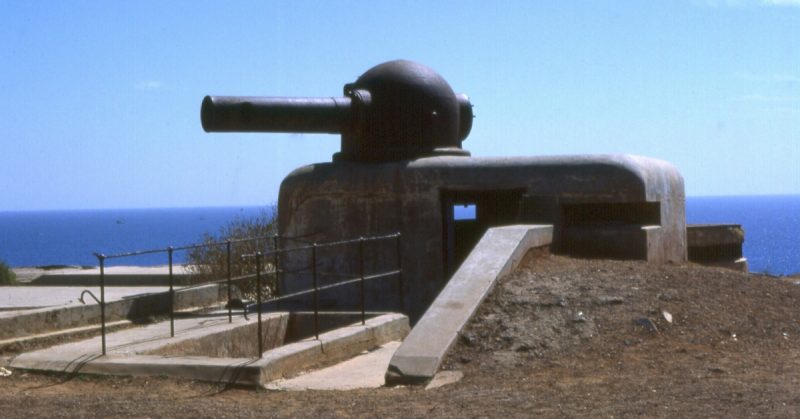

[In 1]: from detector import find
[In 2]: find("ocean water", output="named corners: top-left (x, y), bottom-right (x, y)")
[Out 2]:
top-left (1, 196), bottom-right (798, 274)
top-left (0, 206), bottom-right (270, 267)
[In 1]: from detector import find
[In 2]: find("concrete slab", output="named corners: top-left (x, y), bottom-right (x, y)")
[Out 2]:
top-left (265, 341), bottom-right (401, 391)
top-left (10, 313), bottom-right (278, 358)
top-left (0, 282), bottom-right (232, 340)
top-left (13, 265), bottom-right (192, 283)
top-left (0, 286), bottom-right (173, 311)
top-left (10, 313), bottom-right (409, 387)
top-left (687, 224), bottom-right (745, 247)
top-left (386, 225), bottom-right (553, 385)
top-left (14, 265), bottom-right (195, 286)
top-left (0, 320), bottom-right (132, 351)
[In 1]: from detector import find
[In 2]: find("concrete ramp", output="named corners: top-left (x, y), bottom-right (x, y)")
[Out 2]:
top-left (386, 225), bottom-right (553, 385)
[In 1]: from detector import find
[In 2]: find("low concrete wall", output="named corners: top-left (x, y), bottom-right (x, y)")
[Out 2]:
top-left (386, 225), bottom-right (553, 385)
top-left (257, 313), bottom-right (410, 385)
top-left (0, 283), bottom-right (234, 340)
top-left (285, 311), bottom-right (393, 342)
top-left (29, 273), bottom-right (195, 286)
top-left (687, 224), bottom-right (747, 272)
top-left (144, 313), bottom-right (289, 358)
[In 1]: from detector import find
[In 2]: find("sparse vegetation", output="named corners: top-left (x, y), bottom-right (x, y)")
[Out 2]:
top-left (0, 259), bottom-right (17, 285)
top-left (185, 209), bottom-right (278, 298)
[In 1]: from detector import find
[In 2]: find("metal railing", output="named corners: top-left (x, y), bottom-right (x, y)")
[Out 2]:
top-left (82, 232), bottom-right (402, 357)
top-left (241, 233), bottom-right (402, 357)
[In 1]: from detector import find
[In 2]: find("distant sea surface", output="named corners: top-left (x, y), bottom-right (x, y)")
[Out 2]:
top-left (0, 206), bottom-right (270, 267)
top-left (1, 196), bottom-right (798, 275)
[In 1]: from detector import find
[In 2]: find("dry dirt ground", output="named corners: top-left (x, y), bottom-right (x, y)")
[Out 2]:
top-left (2, 250), bottom-right (799, 418)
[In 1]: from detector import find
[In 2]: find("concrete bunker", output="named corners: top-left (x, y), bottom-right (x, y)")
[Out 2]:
top-left (202, 59), bottom-right (688, 323)
top-left (8, 60), bottom-right (750, 390)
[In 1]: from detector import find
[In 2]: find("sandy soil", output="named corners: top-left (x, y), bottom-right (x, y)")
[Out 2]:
top-left (2, 250), bottom-right (799, 418)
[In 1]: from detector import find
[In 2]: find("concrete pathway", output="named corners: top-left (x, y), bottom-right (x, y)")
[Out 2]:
top-left (10, 314), bottom-right (408, 388)
top-left (265, 341), bottom-right (401, 391)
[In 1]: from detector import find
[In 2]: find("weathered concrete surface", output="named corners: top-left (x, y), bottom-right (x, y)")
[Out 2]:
top-left (278, 154), bottom-right (686, 322)
top-left (688, 224), bottom-right (745, 247)
top-left (265, 341), bottom-right (401, 391)
top-left (257, 313), bottom-right (410, 384)
top-left (0, 283), bottom-right (233, 340)
top-left (687, 224), bottom-right (747, 272)
top-left (143, 314), bottom-right (288, 358)
top-left (284, 311), bottom-right (395, 341)
top-left (385, 225), bottom-right (553, 385)
top-left (14, 265), bottom-right (193, 286)
top-left (0, 320), bottom-right (132, 352)
top-left (10, 313), bottom-right (408, 387)
top-left (10, 313), bottom-right (286, 359)
top-left (0, 286), bottom-right (171, 310)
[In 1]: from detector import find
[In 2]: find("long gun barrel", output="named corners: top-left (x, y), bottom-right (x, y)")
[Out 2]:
top-left (201, 96), bottom-right (352, 133)
top-left (200, 60), bottom-right (473, 162)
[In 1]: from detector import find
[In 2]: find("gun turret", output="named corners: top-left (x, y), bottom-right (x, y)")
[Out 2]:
top-left (201, 60), bottom-right (473, 163)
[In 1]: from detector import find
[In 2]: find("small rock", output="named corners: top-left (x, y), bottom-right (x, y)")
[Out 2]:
top-left (0, 367), bottom-right (11, 377)
top-left (459, 333), bottom-right (475, 346)
top-left (557, 298), bottom-right (567, 307)
top-left (573, 311), bottom-right (587, 323)
top-left (662, 310), bottom-right (673, 324)
top-left (501, 334), bottom-right (514, 343)
top-left (459, 355), bottom-right (471, 364)
top-left (597, 296), bottom-right (625, 306)
top-left (635, 317), bottom-right (659, 332)
top-left (515, 344), bottom-right (532, 352)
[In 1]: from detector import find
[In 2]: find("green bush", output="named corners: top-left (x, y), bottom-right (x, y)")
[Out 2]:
top-left (186, 210), bottom-right (278, 299)
top-left (0, 259), bottom-right (17, 285)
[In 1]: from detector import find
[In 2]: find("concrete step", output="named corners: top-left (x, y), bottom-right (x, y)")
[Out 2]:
top-left (0, 283), bottom-right (231, 340)
top-left (0, 320), bottom-right (132, 352)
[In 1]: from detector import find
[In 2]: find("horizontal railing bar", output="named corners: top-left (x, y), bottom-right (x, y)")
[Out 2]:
top-left (96, 232), bottom-right (399, 262)
top-left (240, 232), bottom-right (400, 260)
top-left (245, 269), bottom-right (401, 308)
top-left (98, 236), bottom-right (276, 259)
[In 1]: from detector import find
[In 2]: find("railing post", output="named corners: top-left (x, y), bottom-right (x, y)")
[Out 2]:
top-left (273, 234), bottom-right (280, 309)
top-left (226, 240), bottom-right (232, 323)
top-left (97, 254), bottom-right (107, 356)
top-left (396, 233), bottom-right (404, 312)
top-left (359, 237), bottom-right (365, 326)
top-left (256, 252), bottom-right (263, 358)
top-left (312, 243), bottom-right (319, 340)
top-left (168, 246), bottom-right (175, 338)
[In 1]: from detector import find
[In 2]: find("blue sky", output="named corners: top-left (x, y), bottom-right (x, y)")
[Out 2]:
top-left (1, 0), bottom-right (798, 211)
